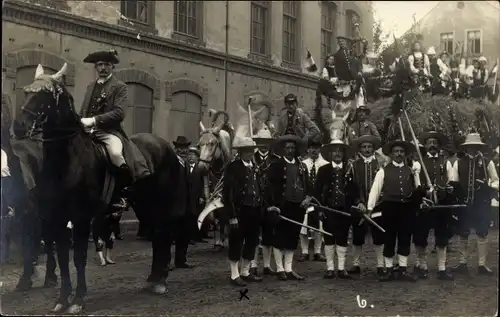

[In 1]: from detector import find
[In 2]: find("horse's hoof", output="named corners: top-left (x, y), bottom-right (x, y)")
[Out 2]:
top-left (51, 302), bottom-right (69, 313)
top-left (66, 303), bottom-right (84, 314)
top-left (147, 283), bottom-right (167, 295)
top-left (15, 279), bottom-right (33, 292)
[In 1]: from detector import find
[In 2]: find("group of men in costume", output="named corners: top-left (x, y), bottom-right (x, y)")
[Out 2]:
top-left (221, 85), bottom-right (498, 285)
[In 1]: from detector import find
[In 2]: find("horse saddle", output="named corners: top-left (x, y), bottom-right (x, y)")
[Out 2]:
top-left (91, 137), bottom-right (151, 183)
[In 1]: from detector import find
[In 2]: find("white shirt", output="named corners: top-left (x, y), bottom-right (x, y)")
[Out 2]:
top-left (1, 149), bottom-right (10, 177)
top-left (447, 157), bottom-right (499, 190)
top-left (241, 160), bottom-right (253, 168)
top-left (96, 73), bottom-right (113, 84)
top-left (360, 154), bottom-right (376, 164)
top-left (189, 164), bottom-right (195, 173)
top-left (367, 161), bottom-right (422, 211)
top-left (283, 157), bottom-right (296, 164)
top-left (331, 162), bottom-right (343, 169)
top-left (302, 155), bottom-right (328, 173)
top-left (257, 150), bottom-right (268, 159)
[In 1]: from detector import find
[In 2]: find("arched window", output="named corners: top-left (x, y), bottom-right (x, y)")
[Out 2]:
top-left (123, 83), bottom-right (153, 135)
top-left (15, 66), bottom-right (56, 117)
top-left (169, 91), bottom-right (202, 143)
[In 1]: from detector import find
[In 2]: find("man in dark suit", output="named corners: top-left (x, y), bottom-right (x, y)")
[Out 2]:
top-left (171, 136), bottom-right (195, 269)
top-left (187, 146), bottom-right (207, 243)
top-left (79, 49), bottom-right (150, 208)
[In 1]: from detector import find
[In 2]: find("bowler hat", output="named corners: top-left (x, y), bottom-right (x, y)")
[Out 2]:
top-left (173, 136), bottom-right (191, 147)
top-left (84, 50), bottom-right (120, 64)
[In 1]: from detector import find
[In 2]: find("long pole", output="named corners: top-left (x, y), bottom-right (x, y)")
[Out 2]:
top-left (223, 0), bottom-right (229, 112)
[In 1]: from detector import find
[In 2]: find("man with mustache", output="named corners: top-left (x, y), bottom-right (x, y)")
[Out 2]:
top-left (449, 133), bottom-right (498, 276)
top-left (298, 137), bottom-right (328, 262)
top-left (313, 138), bottom-right (356, 279)
top-left (347, 106), bottom-right (380, 144)
top-left (412, 130), bottom-right (455, 280)
top-left (249, 129), bottom-right (280, 277)
top-left (347, 134), bottom-right (386, 278)
top-left (80, 49), bottom-right (150, 209)
top-left (224, 137), bottom-right (263, 286)
top-left (275, 94), bottom-right (320, 144)
top-left (367, 139), bottom-right (425, 282)
top-left (266, 134), bottom-right (311, 281)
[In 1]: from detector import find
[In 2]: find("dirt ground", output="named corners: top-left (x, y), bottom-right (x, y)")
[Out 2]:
top-left (1, 228), bottom-right (498, 316)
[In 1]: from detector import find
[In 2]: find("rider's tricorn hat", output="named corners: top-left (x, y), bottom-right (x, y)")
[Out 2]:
top-left (382, 139), bottom-right (415, 156)
top-left (84, 50), bottom-right (120, 64)
top-left (351, 135), bottom-right (382, 152)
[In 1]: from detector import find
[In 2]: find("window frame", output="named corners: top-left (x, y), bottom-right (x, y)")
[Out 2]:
top-left (345, 9), bottom-right (360, 38)
top-left (119, 1), bottom-right (157, 34)
top-left (173, 0), bottom-right (204, 45)
top-left (320, 1), bottom-right (337, 58)
top-left (249, 1), bottom-right (271, 59)
top-left (464, 29), bottom-right (483, 56)
top-left (440, 32), bottom-right (455, 55)
top-left (282, 1), bottom-right (301, 69)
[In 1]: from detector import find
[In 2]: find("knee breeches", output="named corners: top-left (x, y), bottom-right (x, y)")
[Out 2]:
top-left (93, 132), bottom-right (125, 167)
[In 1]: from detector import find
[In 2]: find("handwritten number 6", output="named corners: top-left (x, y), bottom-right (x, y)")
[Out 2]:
top-left (357, 295), bottom-right (367, 308)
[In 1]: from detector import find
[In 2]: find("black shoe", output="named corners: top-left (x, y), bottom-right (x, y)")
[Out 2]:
top-left (414, 265), bottom-right (429, 279)
top-left (263, 267), bottom-right (276, 275)
top-left (175, 262), bottom-right (195, 269)
top-left (451, 263), bottom-right (469, 274)
top-left (477, 265), bottom-right (494, 276)
top-left (230, 277), bottom-right (247, 286)
top-left (324, 270), bottom-right (336, 279)
top-left (313, 253), bottom-right (326, 261)
top-left (437, 270), bottom-right (454, 280)
top-left (337, 270), bottom-right (354, 279)
top-left (115, 234), bottom-right (124, 240)
top-left (112, 197), bottom-right (128, 210)
top-left (347, 266), bottom-right (361, 274)
top-left (277, 271), bottom-right (287, 281)
top-left (398, 267), bottom-right (417, 282)
top-left (241, 273), bottom-right (263, 282)
top-left (297, 253), bottom-right (309, 262)
top-left (249, 267), bottom-right (259, 276)
top-left (376, 267), bottom-right (386, 277)
top-left (378, 268), bottom-right (395, 282)
top-left (286, 271), bottom-right (305, 280)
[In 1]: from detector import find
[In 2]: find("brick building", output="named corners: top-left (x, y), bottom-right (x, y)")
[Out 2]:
top-left (2, 0), bottom-right (373, 143)
top-left (397, 1), bottom-right (499, 66)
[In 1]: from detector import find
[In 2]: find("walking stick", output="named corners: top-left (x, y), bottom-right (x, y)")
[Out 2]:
top-left (279, 215), bottom-right (333, 237)
top-left (351, 206), bottom-right (386, 233)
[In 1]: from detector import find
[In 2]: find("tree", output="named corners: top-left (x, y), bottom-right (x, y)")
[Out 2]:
top-left (372, 19), bottom-right (387, 54)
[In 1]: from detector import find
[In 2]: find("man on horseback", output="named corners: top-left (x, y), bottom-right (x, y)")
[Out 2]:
top-left (80, 49), bottom-right (150, 208)
top-left (275, 94), bottom-right (320, 144)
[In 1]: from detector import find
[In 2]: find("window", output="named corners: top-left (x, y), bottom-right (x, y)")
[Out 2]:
top-left (121, 0), bottom-right (150, 24)
top-left (123, 83), bottom-right (153, 134)
top-left (321, 1), bottom-right (337, 58)
top-left (283, 1), bottom-right (300, 64)
top-left (174, 1), bottom-right (201, 38)
top-left (250, 1), bottom-right (269, 56)
top-left (466, 30), bottom-right (482, 55)
top-left (440, 32), bottom-right (454, 54)
top-left (169, 92), bottom-right (202, 143)
top-left (345, 10), bottom-right (359, 38)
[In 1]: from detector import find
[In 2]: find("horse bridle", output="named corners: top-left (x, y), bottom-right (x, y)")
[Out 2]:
top-left (19, 88), bottom-right (79, 143)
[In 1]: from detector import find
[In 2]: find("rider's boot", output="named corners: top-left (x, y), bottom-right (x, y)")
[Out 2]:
top-left (112, 164), bottom-right (133, 210)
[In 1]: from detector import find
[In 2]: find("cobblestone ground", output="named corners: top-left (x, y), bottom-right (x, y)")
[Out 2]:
top-left (1, 228), bottom-right (498, 316)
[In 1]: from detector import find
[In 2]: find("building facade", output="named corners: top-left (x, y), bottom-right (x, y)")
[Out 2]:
top-left (2, 0), bottom-right (373, 143)
top-left (401, 1), bottom-right (499, 66)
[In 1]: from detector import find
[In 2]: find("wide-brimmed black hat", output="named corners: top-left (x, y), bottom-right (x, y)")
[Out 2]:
top-left (173, 136), bottom-right (191, 147)
top-left (320, 139), bottom-right (352, 161)
top-left (83, 50), bottom-right (120, 64)
top-left (382, 139), bottom-right (415, 156)
top-left (356, 105), bottom-right (371, 115)
top-left (273, 134), bottom-right (306, 157)
top-left (308, 137), bottom-right (323, 148)
top-left (352, 135), bottom-right (382, 152)
top-left (419, 130), bottom-right (448, 146)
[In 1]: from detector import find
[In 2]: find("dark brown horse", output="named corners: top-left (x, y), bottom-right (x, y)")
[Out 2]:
top-left (13, 63), bottom-right (181, 313)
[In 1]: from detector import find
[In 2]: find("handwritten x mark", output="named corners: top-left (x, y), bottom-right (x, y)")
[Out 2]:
top-left (239, 288), bottom-right (250, 301)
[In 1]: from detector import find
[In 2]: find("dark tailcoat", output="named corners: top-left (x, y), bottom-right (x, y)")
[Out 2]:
top-left (188, 162), bottom-right (205, 214)
top-left (313, 162), bottom-right (357, 209)
top-left (253, 151), bottom-right (280, 193)
top-left (80, 76), bottom-right (129, 138)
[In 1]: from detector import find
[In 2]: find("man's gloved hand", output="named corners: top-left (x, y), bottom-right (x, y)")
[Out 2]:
top-left (229, 217), bottom-right (238, 230)
top-left (81, 117), bottom-right (96, 128)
